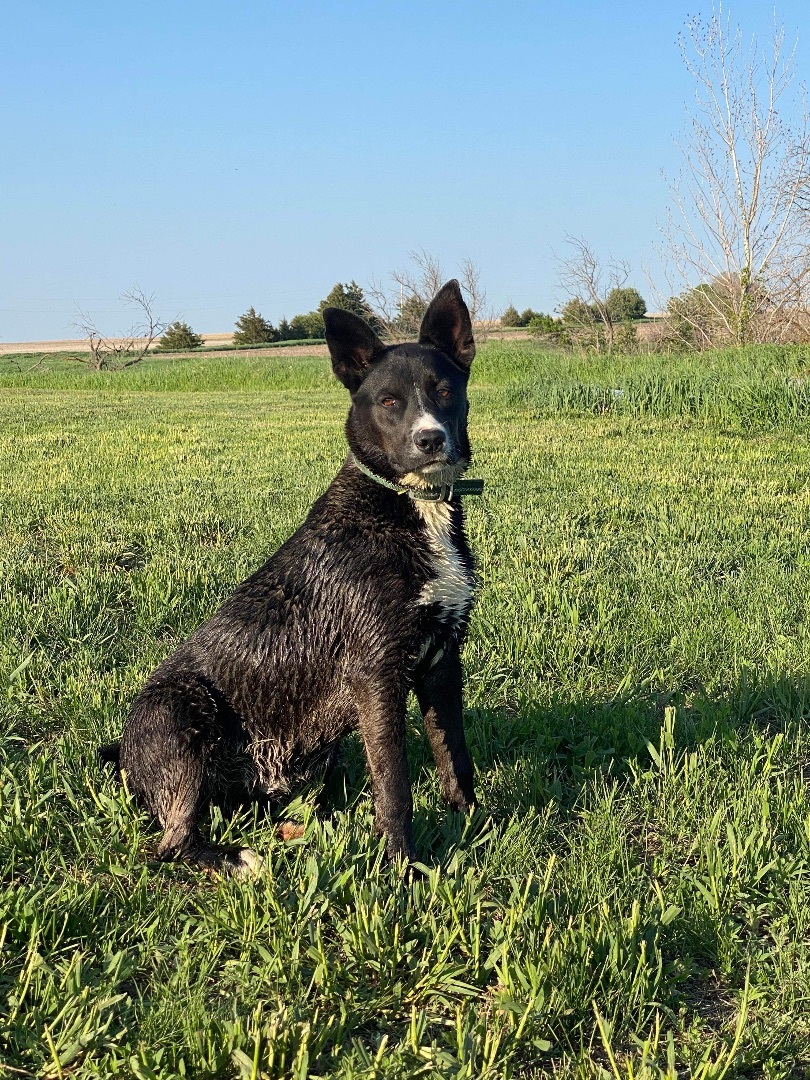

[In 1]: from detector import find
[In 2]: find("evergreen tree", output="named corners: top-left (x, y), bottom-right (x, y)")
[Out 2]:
top-left (155, 320), bottom-right (205, 351)
top-left (233, 307), bottom-right (277, 345)
top-left (394, 294), bottom-right (428, 337)
top-left (319, 281), bottom-right (383, 335)
top-left (500, 303), bottom-right (521, 327)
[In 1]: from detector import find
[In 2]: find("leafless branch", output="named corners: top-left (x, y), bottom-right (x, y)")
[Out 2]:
top-left (555, 235), bottom-right (631, 354)
top-left (72, 287), bottom-right (167, 370)
top-left (661, 7), bottom-right (810, 347)
top-left (3, 351), bottom-right (57, 375)
top-left (367, 250), bottom-right (492, 342)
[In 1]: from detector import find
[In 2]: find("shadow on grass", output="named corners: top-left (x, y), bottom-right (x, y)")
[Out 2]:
top-left (364, 668), bottom-right (810, 869)
top-left (462, 669), bottom-right (810, 806)
top-left (84, 668), bottom-right (810, 877)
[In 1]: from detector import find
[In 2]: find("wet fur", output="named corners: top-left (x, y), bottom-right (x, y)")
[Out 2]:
top-left (105, 280), bottom-right (478, 872)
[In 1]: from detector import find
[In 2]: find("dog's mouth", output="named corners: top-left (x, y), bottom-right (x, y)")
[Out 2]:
top-left (401, 457), bottom-right (468, 489)
top-left (419, 459), bottom-right (461, 476)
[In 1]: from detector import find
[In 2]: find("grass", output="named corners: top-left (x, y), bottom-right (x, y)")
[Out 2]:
top-left (2, 340), bottom-right (810, 1076)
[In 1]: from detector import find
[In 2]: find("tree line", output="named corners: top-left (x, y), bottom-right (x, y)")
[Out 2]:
top-left (66, 9), bottom-right (810, 368)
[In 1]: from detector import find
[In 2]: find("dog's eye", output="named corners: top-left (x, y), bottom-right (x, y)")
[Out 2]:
top-left (380, 396), bottom-right (397, 408)
top-left (436, 388), bottom-right (451, 399)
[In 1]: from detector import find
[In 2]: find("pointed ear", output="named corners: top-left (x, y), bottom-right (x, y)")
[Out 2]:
top-left (323, 307), bottom-right (386, 392)
top-left (418, 279), bottom-right (475, 371)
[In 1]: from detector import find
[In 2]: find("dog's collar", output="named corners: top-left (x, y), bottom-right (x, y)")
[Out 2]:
top-left (350, 454), bottom-right (484, 502)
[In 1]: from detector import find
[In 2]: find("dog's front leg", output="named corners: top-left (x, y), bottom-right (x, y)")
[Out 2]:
top-left (354, 681), bottom-right (414, 861)
top-left (414, 641), bottom-right (476, 813)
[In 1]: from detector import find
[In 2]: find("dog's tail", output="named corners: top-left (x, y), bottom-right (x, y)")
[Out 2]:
top-left (98, 741), bottom-right (121, 778)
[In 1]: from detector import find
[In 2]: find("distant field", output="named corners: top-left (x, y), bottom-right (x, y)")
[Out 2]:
top-left (0, 327), bottom-right (529, 357)
top-left (0, 335), bottom-right (329, 363)
top-left (3, 340), bottom-right (810, 1076)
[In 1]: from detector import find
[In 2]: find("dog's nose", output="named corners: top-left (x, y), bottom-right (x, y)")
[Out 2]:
top-left (413, 427), bottom-right (446, 454)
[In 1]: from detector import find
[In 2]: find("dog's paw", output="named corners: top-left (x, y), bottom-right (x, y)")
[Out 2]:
top-left (275, 821), bottom-right (306, 842)
top-left (233, 847), bottom-right (265, 879)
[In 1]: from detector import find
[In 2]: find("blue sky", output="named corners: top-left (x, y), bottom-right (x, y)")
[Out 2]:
top-left (2, 0), bottom-right (809, 341)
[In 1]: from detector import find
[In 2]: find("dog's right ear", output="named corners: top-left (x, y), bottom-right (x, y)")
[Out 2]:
top-left (323, 307), bottom-right (386, 393)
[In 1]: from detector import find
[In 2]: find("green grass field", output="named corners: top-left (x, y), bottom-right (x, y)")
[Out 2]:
top-left (3, 341), bottom-right (810, 1077)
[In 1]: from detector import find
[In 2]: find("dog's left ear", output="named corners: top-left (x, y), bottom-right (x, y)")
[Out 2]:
top-left (323, 307), bottom-right (386, 393)
top-left (418, 279), bottom-right (475, 371)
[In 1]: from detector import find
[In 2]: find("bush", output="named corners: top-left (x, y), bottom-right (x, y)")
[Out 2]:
top-left (233, 307), bottom-right (277, 346)
top-left (527, 312), bottom-right (565, 337)
top-left (154, 321), bottom-right (205, 352)
top-left (614, 321), bottom-right (639, 353)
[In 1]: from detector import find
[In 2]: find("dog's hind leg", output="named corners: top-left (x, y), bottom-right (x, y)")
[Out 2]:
top-left (120, 675), bottom-right (262, 877)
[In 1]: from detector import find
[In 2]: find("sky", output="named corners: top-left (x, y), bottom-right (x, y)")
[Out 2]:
top-left (2, 0), bottom-right (809, 342)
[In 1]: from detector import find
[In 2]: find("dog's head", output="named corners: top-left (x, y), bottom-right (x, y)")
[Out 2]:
top-left (323, 280), bottom-right (475, 483)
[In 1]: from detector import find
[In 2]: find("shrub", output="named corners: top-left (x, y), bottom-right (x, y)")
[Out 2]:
top-left (527, 312), bottom-right (565, 339)
top-left (233, 307), bottom-right (277, 346)
top-left (155, 321), bottom-right (205, 352)
top-left (614, 321), bottom-right (640, 353)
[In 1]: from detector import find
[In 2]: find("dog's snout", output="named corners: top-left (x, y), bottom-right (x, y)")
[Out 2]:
top-left (413, 427), bottom-right (446, 454)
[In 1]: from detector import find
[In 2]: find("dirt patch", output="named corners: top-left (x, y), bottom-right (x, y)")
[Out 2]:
top-left (0, 333), bottom-right (329, 360)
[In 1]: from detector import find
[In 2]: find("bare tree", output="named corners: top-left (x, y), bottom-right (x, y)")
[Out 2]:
top-left (367, 249), bottom-right (491, 341)
top-left (556, 235), bottom-right (631, 354)
top-left (3, 352), bottom-right (56, 375)
top-left (663, 8), bottom-right (810, 347)
top-left (72, 287), bottom-right (167, 371)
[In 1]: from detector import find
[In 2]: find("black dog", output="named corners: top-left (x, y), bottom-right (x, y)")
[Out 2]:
top-left (102, 280), bottom-right (482, 874)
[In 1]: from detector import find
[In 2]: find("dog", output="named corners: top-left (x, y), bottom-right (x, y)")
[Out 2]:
top-left (100, 280), bottom-right (482, 874)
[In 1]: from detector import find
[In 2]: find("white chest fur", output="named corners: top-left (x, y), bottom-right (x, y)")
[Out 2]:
top-left (414, 500), bottom-right (474, 625)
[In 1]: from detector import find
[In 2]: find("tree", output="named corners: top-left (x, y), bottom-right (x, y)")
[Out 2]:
top-left (395, 293), bottom-right (428, 335)
top-left (72, 287), bottom-right (167, 371)
top-left (233, 307), bottom-right (277, 346)
top-left (663, 10), bottom-right (810, 346)
top-left (500, 303), bottom-right (521, 327)
top-left (289, 312), bottom-right (325, 339)
top-left (605, 287), bottom-right (647, 322)
top-left (155, 320), bottom-right (205, 351)
top-left (560, 297), bottom-right (600, 325)
top-left (556, 236), bottom-right (631, 353)
top-left (367, 250), bottom-right (490, 340)
top-left (666, 273), bottom-right (774, 349)
top-left (319, 281), bottom-right (383, 335)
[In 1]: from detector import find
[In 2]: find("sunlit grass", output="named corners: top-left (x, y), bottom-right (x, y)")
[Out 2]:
top-left (2, 341), bottom-right (810, 1076)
